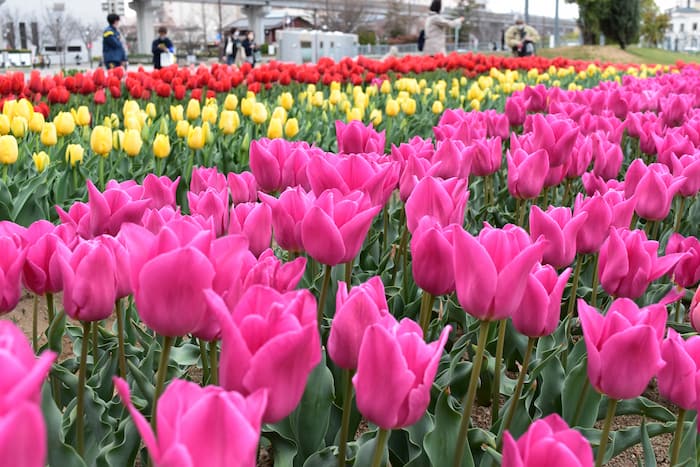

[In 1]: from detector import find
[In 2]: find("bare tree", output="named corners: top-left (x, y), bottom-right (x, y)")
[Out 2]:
top-left (1, 8), bottom-right (20, 50)
top-left (42, 7), bottom-right (78, 68)
top-left (77, 21), bottom-right (103, 68)
top-left (322, 0), bottom-right (372, 33)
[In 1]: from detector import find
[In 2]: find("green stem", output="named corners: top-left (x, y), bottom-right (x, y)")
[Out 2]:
top-left (674, 299), bottom-right (683, 323)
top-left (501, 337), bottom-right (535, 434)
top-left (99, 156), bottom-right (105, 190)
top-left (516, 198), bottom-right (527, 228)
top-left (92, 321), bottom-right (99, 368)
top-left (73, 167), bottom-right (78, 191)
top-left (151, 336), bottom-right (174, 431)
top-left (337, 369), bottom-right (354, 467)
top-left (76, 322), bottom-right (90, 457)
top-left (562, 178), bottom-right (573, 206)
top-left (670, 408), bottom-right (686, 467)
top-left (370, 428), bottom-right (390, 467)
top-left (675, 197), bottom-right (686, 232)
top-left (595, 399), bottom-right (618, 467)
top-left (209, 341), bottom-right (218, 385)
top-left (572, 381), bottom-right (591, 427)
top-left (199, 339), bottom-right (209, 383)
top-left (46, 292), bottom-right (55, 322)
top-left (491, 319), bottom-right (507, 425)
top-left (567, 255), bottom-right (584, 322)
top-left (2, 164), bottom-right (7, 184)
top-left (115, 299), bottom-right (127, 379)
top-left (453, 320), bottom-right (490, 467)
top-left (382, 206), bottom-right (389, 252)
top-left (155, 157), bottom-right (162, 176)
top-left (32, 294), bottom-right (38, 352)
top-left (345, 259), bottom-right (353, 290)
top-left (391, 222), bottom-right (408, 287)
top-left (541, 186), bottom-right (550, 209)
top-left (317, 264), bottom-right (333, 331)
top-left (591, 253), bottom-right (600, 308)
top-left (650, 220), bottom-right (660, 241)
top-left (418, 292), bottom-right (435, 336)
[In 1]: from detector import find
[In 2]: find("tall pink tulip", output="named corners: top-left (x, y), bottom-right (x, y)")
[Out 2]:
top-left (259, 187), bottom-right (314, 254)
top-left (209, 286), bottom-right (321, 423)
top-left (335, 120), bottom-right (385, 154)
top-left (504, 95), bottom-right (526, 126)
top-left (301, 189), bottom-right (380, 266)
top-left (410, 218), bottom-right (456, 296)
top-left (691, 289), bottom-right (700, 333)
top-left (512, 265), bottom-right (571, 338)
top-left (625, 161), bottom-right (684, 221)
top-left (671, 153), bottom-right (700, 198)
top-left (328, 276), bottom-right (391, 370)
top-left (115, 377), bottom-right (267, 467)
top-left (598, 228), bottom-right (683, 299)
top-left (465, 137), bottom-right (502, 177)
top-left (658, 329), bottom-right (700, 410)
top-left (591, 132), bottom-right (623, 181)
top-left (22, 229), bottom-right (67, 296)
top-left (249, 139), bottom-right (312, 193)
top-left (405, 177), bottom-right (468, 233)
top-left (502, 414), bottom-right (593, 467)
top-left (578, 298), bottom-right (665, 399)
top-left (142, 174), bottom-right (179, 209)
top-left (453, 225), bottom-right (545, 321)
top-left (353, 317), bottom-right (450, 429)
top-left (529, 205), bottom-right (587, 268)
top-left (227, 171), bottom-right (258, 204)
top-left (428, 138), bottom-right (472, 180)
top-left (398, 152), bottom-right (432, 202)
top-left (190, 166), bottom-right (227, 194)
top-left (188, 187), bottom-right (229, 237)
top-left (228, 202), bottom-right (272, 257)
top-left (507, 148), bottom-right (549, 200)
top-left (666, 233), bottom-right (700, 288)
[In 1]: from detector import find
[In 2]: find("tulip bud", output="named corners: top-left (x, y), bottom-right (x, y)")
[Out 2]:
top-left (124, 112), bottom-right (141, 131)
top-left (65, 144), bottom-right (84, 167)
top-left (432, 100), bottom-right (444, 114)
top-left (187, 126), bottom-right (205, 150)
top-left (2, 99), bottom-right (15, 118)
top-left (112, 130), bottom-right (124, 151)
top-left (176, 120), bottom-right (190, 138)
top-left (385, 98), bottom-right (399, 117)
top-left (241, 97), bottom-right (254, 116)
top-left (201, 104), bottom-right (218, 124)
top-left (279, 92), bottom-right (294, 111)
top-left (73, 106), bottom-right (91, 126)
top-left (32, 151), bottom-right (50, 173)
top-left (0, 114), bottom-right (9, 135)
top-left (401, 98), bottom-right (416, 115)
top-left (186, 98), bottom-right (201, 120)
top-left (380, 80), bottom-right (392, 94)
top-left (267, 117), bottom-right (283, 139)
top-left (0, 134), bottom-right (18, 165)
top-left (224, 93), bottom-right (238, 110)
top-left (203, 122), bottom-right (214, 145)
top-left (90, 125), bottom-right (113, 157)
top-left (219, 110), bottom-right (240, 135)
top-left (145, 102), bottom-right (157, 118)
top-left (28, 113), bottom-right (44, 133)
top-left (284, 118), bottom-right (299, 139)
top-left (369, 109), bottom-right (382, 126)
top-left (153, 134), bottom-right (171, 159)
top-left (170, 104), bottom-right (184, 122)
top-left (54, 111), bottom-right (75, 136)
top-left (123, 128), bottom-right (143, 157)
top-left (123, 100), bottom-right (140, 116)
top-left (251, 102), bottom-right (268, 124)
top-left (10, 116), bottom-right (26, 138)
top-left (271, 106), bottom-right (287, 123)
top-left (40, 122), bottom-right (57, 146)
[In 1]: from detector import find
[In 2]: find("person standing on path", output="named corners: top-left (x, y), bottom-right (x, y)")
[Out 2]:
top-left (222, 28), bottom-right (240, 66)
top-left (423, 0), bottom-right (464, 56)
top-left (152, 27), bottom-right (174, 69)
top-left (102, 13), bottom-right (127, 70)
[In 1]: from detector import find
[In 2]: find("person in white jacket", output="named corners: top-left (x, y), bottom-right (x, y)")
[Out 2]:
top-left (423, 0), bottom-right (464, 55)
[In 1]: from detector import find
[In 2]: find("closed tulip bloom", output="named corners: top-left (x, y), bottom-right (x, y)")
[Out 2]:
top-left (187, 126), bottom-right (205, 150)
top-left (32, 151), bottom-right (49, 173)
top-left (224, 94), bottom-right (238, 111)
top-left (598, 228), bottom-right (683, 299)
top-left (0, 135), bottom-right (18, 165)
top-left (153, 134), bottom-right (171, 159)
top-left (28, 113), bottom-right (44, 133)
top-left (666, 233), bottom-right (700, 288)
top-left (228, 203), bottom-right (272, 257)
top-left (502, 414), bottom-right (593, 467)
top-left (335, 120), bottom-right (386, 155)
top-left (169, 104), bottom-right (184, 122)
top-left (251, 103), bottom-right (268, 125)
top-left (219, 110), bottom-right (240, 135)
top-left (90, 125), bottom-right (113, 156)
top-left (40, 122), bottom-right (57, 147)
top-left (241, 97), bottom-right (254, 116)
top-left (72, 106), bottom-right (91, 126)
top-left (227, 171), bottom-right (258, 204)
top-left (209, 286), bottom-right (321, 423)
top-left (507, 148), bottom-right (549, 199)
top-left (186, 98), bottom-right (201, 120)
top-left (410, 218), bottom-right (457, 296)
top-left (354, 318), bottom-right (450, 429)
top-left (628, 162), bottom-right (684, 221)
top-left (386, 98), bottom-right (399, 117)
top-left (432, 100), bottom-right (444, 114)
top-left (10, 116), bottom-right (26, 138)
top-left (191, 166), bottom-right (227, 194)
top-left (279, 92), bottom-right (294, 111)
top-left (189, 188), bottom-right (230, 237)
top-left (405, 176), bottom-right (468, 233)
top-left (578, 298), bottom-right (665, 399)
top-left (115, 377), bottom-right (267, 467)
top-left (53, 111), bottom-right (75, 136)
top-left (0, 234), bottom-right (24, 313)
top-left (513, 264), bottom-right (571, 337)
top-left (0, 114), bottom-right (9, 134)
top-left (504, 95), bottom-right (526, 126)
top-left (529, 205), bottom-right (588, 268)
top-left (271, 106), bottom-right (287, 124)
top-left (65, 144), bottom-right (84, 167)
top-left (176, 120), bottom-right (190, 138)
top-left (691, 289), bottom-right (700, 333)
top-left (249, 139), bottom-right (312, 193)
top-left (284, 118), bottom-right (299, 138)
top-left (259, 187), bottom-right (314, 253)
top-left (453, 224), bottom-right (545, 321)
top-left (328, 276), bottom-right (391, 370)
top-left (201, 104), bottom-right (218, 124)
top-left (267, 117), bottom-right (283, 139)
top-left (573, 193), bottom-right (613, 255)
top-left (658, 329), bottom-right (700, 410)
top-left (123, 128), bottom-right (143, 157)
top-left (22, 224), bottom-right (68, 296)
top-left (301, 189), bottom-right (381, 266)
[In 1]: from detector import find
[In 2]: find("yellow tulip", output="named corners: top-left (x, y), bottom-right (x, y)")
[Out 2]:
top-left (153, 134), bottom-right (171, 159)
top-left (310, 91), bottom-right (324, 107)
top-left (90, 125), bottom-right (113, 156)
top-left (72, 106), bottom-right (91, 126)
top-left (113, 130), bottom-right (124, 151)
top-left (241, 97), bottom-right (254, 116)
top-left (271, 106), bottom-right (287, 124)
top-left (40, 123), bottom-right (57, 146)
top-left (380, 80), bottom-right (392, 94)
top-left (284, 118), bottom-right (299, 139)
top-left (10, 116), bottom-right (27, 138)
top-left (330, 81), bottom-right (341, 92)
top-left (2, 100), bottom-right (15, 118)
top-left (346, 107), bottom-right (362, 122)
top-left (186, 99), bottom-right (201, 120)
top-left (385, 98), bottom-right (399, 117)
top-left (251, 103), bottom-right (268, 124)
top-left (123, 100), bottom-right (140, 116)
top-left (54, 112), bottom-right (75, 136)
top-left (187, 126), bottom-right (205, 150)
top-left (28, 113), bottom-right (44, 133)
top-left (146, 102), bottom-right (157, 118)
top-left (124, 112), bottom-right (141, 131)
top-left (400, 98), bottom-right (416, 116)
top-left (246, 90), bottom-right (256, 99)
top-left (470, 99), bottom-right (481, 111)
top-left (329, 89), bottom-right (341, 105)
top-left (432, 100), bottom-right (444, 114)
top-left (14, 99), bottom-right (33, 121)
top-left (0, 115), bottom-right (9, 135)
top-left (267, 118), bottom-right (283, 139)
top-left (170, 105), bottom-right (184, 122)
top-left (203, 122), bottom-right (214, 145)
top-left (224, 94), bottom-right (238, 111)
top-left (219, 110), bottom-right (240, 135)
top-left (123, 129), bottom-right (143, 157)
top-left (201, 104), bottom-right (218, 124)
top-left (32, 151), bottom-right (50, 173)
top-left (65, 144), bottom-right (84, 167)
top-left (0, 135), bottom-right (18, 165)
top-left (369, 109), bottom-right (382, 126)
top-left (176, 120), bottom-right (190, 138)
top-left (279, 92), bottom-right (294, 111)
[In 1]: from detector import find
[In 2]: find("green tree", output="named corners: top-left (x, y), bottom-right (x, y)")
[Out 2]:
top-left (600, 0), bottom-right (640, 49)
top-left (456, 0), bottom-right (484, 44)
top-left (639, 0), bottom-right (670, 47)
top-left (565, 0), bottom-right (606, 45)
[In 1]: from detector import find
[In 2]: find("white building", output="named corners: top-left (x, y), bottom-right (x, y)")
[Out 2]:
top-left (664, 2), bottom-right (700, 51)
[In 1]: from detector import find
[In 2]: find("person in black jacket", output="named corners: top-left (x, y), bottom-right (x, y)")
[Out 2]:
top-left (222, 28), bottom-right (240, 65)
top-left (241, 31), bottom-right (257, 67)
top-left (103, 13), bottom-right (127, 69)
top-left (152, 27), bottom-right (174, 69)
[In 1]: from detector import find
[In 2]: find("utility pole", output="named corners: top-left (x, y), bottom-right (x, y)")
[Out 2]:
top-left (524, 0), bottom-right (529, 25)
top-left (201, 2), bottom-right (207, 51)
top-left (554, 0), bottom-right (559, 47)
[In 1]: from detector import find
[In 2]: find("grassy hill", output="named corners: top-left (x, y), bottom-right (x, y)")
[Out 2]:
top-left (535, 45), bottom-right (700, 65)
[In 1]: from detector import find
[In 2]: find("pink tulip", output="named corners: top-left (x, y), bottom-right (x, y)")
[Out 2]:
top-left (502, 414), bottom-right (593, 467)
top-left (602, 189), bottom-right (637, 229)
top-left (512, 265), bottom-right (571, 338)
top-left (660, 93), bottom-right (692, 127)
top-left (529, 205), bottom-right (588, 268)
top-left (428, 139), bottom-right (472, 180)
top-left (453, 224), bottom-right (545, 321)
top-left (22, 222), bottom-right (67, 296)
top-left (142, 174), bottom-right (179, 209)
top-left (573, 194), bottom-right (613, 255)
top-left (390, 137), bottom-right (434, 175)
top-left (335, 120), bottom-right (385, 154)
top-left (591, 132), bottom-right (623, 181)
top-left (625, 161), bottom-right (684, 221)
top-left (507, 148), bottom-right (549, 200)
top-left (523, 113), bottom-right (579, 167)
top-left (115, 377), bottom-right (266, 467)
top-left (691, 289), bottom-right (700, 333)
top-left (433, 120), bottom-right (485, 145)
top-left (190, 166), bottom-right (227, 194)
top-left (598, 228), bottom-right (683, 299)
top-left (249, 139), bottom-right (312, 193)
top-left (405, 177), bottom-right (468, 233)
top-left (671, 154), bottom-right (700, 198)
top-left (410, 218), bottom-right (456, 296)
top-left (259, 187), bottom-right (315, 254)
top-left (653, 130), bottom-right (695, 168)
top-left (658, 329), bottom-right (700, 410)
top-left (228, 202), bottom-right (272, 257)
top-left (106, 179), bottom-right (144, 199)
top-left (227, 171), bottom-right (258, 204)
top-left (578, 297), bottom-right (665, 399)
top-left (523, 84), bottom-right (547, 112)
top-left (188, 187), bottom-right (229, 237)
top-left (301, 189), bottom-right (380, 266)
top-left (208, 286), bottom-right (321, 423)
top-left (328, 276), bottom-right (391, 370)
top-left (466, 137), bottom-right (502, 177)
top-left (666, 233), bottom-right (700, 288)
top-left (242, 249), bottom-right (306, 295)
top-left (505, 95), bottom-right (526, 126)
top-left (484, 110), bottom-right (510, 139)
top-left (398, 152), bottom-right (431, 202)
top-left (565, 135), bottom-right (593, 179)
top-left (353, 317), bottom-right (450, 429)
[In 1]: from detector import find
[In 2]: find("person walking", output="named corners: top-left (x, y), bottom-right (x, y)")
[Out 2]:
top-left (241, 31), bottom-right (258, 67)
top-left (102, 13), bottom-right (127, 69)
top-left (423, 0), bottom-right (464, 56)
top-left (505, 15), bottom-right (540, 57)
top-left (152, 27), bottom-right (174, 69)
top-left (222, 28), bottom-right (240, 65)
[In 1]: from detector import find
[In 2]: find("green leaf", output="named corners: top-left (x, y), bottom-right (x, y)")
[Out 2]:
top-left (424, 391), bottom-right (474, 467)
top-left (640, 418), bottom-right (657, 467)
top-left (599, 397), bottom-right (675, 423)
top-left (302, 447), bottom-right (338, 467)
top-left (676, 413), bottom-right (697, 466)
top-left (48, 310), bottom-right (67, 355)
top-left (41, 383), bottom-right (86, 467)
top-left (561, 358), bottom-right (601, 428)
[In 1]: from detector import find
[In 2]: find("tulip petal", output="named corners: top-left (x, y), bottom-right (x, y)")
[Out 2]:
top-left (453, 228), bottom-right (497, 320)
top-left (301, 206), bottom-right (345, 266)
top-left (114, 377), bottom-right (161, 461)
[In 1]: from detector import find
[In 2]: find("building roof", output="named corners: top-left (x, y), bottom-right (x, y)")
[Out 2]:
top-left (226, 10), bottom-right (314, 31)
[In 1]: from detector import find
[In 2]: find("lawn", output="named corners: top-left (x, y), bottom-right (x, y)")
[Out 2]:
top-left (536, 45), bottom-right (700, 65)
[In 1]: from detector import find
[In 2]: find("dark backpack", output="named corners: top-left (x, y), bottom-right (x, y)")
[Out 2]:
top-left (417, 30), bottom-right (426, 52)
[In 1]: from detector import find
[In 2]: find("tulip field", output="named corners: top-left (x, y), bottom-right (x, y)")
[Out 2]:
top-left (1, 51), bottom-right (700, 467)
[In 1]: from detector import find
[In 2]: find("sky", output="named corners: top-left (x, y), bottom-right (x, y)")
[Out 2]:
top-left (483, 0), bottom-right (682, 20)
